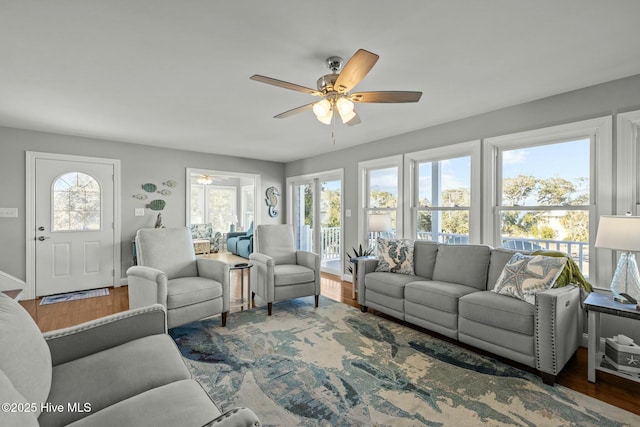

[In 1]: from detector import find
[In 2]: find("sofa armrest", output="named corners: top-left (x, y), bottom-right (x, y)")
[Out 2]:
top-left (535, 285), bottom-right (582, 379)
top-left (197, 258), bottom-right (231, 312)
top-left (127, 265), bottom-right (169, 308)
top-left (44, 304), bottom-right (167, 366)
top-left (202, 406), bottom-right (261, 427)
top-left (226, 231), bottom-right (247, 239)
top-left (356, 258), bottom-right (379, 305)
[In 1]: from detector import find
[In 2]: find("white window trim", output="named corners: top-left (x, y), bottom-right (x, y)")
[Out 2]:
top-left (483, 116), bottom-right (613, 287)
top-left (358, 155), bottom-right (403, 246)
top-left (404, 140), bottom-right (481, 244)
top-left (616, 110), bottom-right (640, 216)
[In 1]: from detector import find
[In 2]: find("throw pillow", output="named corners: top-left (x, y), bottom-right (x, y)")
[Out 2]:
top-left (375, 238), bottom-right (415, 275)
top-left (492, 253), bottom-right (567, 304)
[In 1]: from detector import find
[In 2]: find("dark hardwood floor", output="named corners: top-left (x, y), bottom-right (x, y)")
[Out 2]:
top-left (20, 271), bottom-right (639, 416)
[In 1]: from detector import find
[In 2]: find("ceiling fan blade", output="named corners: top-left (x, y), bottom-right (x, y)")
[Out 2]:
top-left (334, 49), bottom-right (379, 93)
top-left (350, 91), bottom-right (422, 103)
top-left (273, 102), bottom-right (315, 119)
top-left (346, 111), bottom-right (361, 126)
top-left (250, 75), bottom-right (322, 96)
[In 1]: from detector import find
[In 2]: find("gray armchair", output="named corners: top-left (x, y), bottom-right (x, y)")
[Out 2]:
top-left (127, 227), bottom-right (230, 328)
top-left (0, 294), bottom-right (260, 427)
top-left (249, 224), bottom-right (320, 315)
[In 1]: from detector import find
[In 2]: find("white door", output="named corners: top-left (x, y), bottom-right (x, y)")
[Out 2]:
top-left (35, 158), bottom-right (115, 296)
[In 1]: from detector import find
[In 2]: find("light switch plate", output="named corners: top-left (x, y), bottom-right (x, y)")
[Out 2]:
top-left (0, 207), bottom-right (18, 218)
top-left (134, 208), bottom-right (145, 216)
top-left (345, 209), bottom-right (351, 217)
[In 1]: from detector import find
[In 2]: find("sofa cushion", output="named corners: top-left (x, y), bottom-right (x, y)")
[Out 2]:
top-left (41, 334), bottom-right (191, 427)
top-left (413, 240), bottom-right (439, 279)
top-left (432, 244), bottom-right (491, 290)
top-left (405, 281), bottom-right (479, 313)
top-left (486, 247), bottom-right (518, 290)
top-left (375, 238), bottom-right (415, 275)
top-left (66, 380), bottom-right (220, 427)
top-left (0, 294), bottom-right (52, 418)
top-left (364, 272), bottom-right (426, 299)
top-left (492, 253), bottom-right (567, 304)
top-left (459, 291), bottom-right (535, 336)
top-left (166, 277), bottom-right (222, 309)
top-left (274, 264), bottom-right (315, 286)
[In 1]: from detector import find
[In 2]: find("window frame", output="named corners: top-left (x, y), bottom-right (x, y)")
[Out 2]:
top-left (358, 155), bottom-right (403, 248)
top-left (404, 140), bottom-right (481, 244)
top-left (483, 117), bottom-right (613, 287)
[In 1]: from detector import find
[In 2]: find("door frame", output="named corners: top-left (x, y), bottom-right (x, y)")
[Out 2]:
top-left (286, 168), bottom-right (344, 276)
top-left (25, 151), bottom-right (122, 300)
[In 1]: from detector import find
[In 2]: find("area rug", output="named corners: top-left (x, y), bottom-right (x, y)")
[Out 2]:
top-left (170, 296), bottom-right (639, 426)
top-left (40, 288), bottom-right (109, 305)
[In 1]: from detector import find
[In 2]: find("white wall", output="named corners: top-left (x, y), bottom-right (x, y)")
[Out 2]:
top-left (0, 126), bottom-right (284, 283)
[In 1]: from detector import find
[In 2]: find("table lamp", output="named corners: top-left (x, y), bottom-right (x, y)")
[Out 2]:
top-left (369, 213), bottom-right (392, 237)
top-left (594, 215), bottom-right (640, 302)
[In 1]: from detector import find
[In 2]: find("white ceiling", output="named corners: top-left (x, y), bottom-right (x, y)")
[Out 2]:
top-left (2, 1), bottom-right (640, 163)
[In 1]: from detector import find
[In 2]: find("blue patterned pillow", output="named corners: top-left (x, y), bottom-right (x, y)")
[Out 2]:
top-left (375, 238), bottom-right (415, 275)
top-left (492, 253), bottom-right (567, 304)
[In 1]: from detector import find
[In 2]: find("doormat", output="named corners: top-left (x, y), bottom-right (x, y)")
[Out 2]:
top-left (40, 288), bottom-right (109, 305)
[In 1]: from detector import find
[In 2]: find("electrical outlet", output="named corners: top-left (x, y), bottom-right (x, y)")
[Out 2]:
top-left (0, 207), bottom-right (18, 218)
top-left (134, 208), bottom-right (145, 216)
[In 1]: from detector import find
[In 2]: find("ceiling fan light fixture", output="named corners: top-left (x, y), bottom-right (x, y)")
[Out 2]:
top-left (312, 99), bottom-right (331, 118)
top-left (197, 175), bottom-right (213, 185)
top-left (338, 108), bottom-right (356, 124)
top-left (316, 109), bottom-right (333, 125)
top-left (336, 97), bottom-right (354, 115)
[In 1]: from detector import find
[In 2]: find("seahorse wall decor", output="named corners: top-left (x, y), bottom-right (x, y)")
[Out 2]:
top-left (265, 186), bottom-right (280, 217)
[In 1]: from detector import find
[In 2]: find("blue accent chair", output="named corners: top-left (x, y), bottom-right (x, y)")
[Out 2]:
top-left (226, 222), bottom-right (254, 258)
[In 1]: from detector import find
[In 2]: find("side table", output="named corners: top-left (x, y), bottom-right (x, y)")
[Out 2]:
top-left (230, 263), bottom-right (252, 310)
top-left (584, 292), bottom-right (640, 383)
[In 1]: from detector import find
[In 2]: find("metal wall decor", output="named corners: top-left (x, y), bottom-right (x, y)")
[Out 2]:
top-left (265, 186), bottom-right (280, 218)
top-left (148, 199), bottom-right (166, 211)
top-left (142, 183), bottom-right (157, 192)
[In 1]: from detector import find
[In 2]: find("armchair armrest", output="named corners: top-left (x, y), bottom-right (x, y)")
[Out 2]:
top-left (226, 231), bottom-right (247, 239)
top-left (249, 253), bottom-right (275, 302)
top-left (297, 250), bottom-right (321, 294)
top-left (197, 258), bottom-right (231, 312)
top-left (44, 304), bottom-right (167, 366)
top-left (127, 265), bottom-right (168, 308)
top-left (535, 285), bottom-right (582, 381)
top-left (203, 406), bottom-right (261, 427)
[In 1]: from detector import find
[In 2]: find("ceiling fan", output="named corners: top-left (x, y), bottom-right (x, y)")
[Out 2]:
top-left (250, 49), bottom-right (422, 126)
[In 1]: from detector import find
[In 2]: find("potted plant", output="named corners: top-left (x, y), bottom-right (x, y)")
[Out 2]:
top-left (346, 244), bottom-right (374, 274)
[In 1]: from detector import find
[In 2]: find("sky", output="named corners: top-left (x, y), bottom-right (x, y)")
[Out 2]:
top-left (368, 138), bottom-right (591, 201)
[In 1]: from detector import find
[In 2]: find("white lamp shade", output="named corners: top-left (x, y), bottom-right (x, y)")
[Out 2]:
top-left (313, 99), bottom-right (331, 117)
top-left (594, 215), bottom-right (640, 251)
top-left (368, 213), bottom-right (392, 233)
top-left (336, 97), bottom-right (354, 115)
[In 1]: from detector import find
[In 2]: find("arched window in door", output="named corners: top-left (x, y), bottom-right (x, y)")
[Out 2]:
top-left (52, 172), bottom-right (101, 231)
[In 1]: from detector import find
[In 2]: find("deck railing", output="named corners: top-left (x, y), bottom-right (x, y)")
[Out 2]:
top-left (315, 228), bottom-right (589, 273)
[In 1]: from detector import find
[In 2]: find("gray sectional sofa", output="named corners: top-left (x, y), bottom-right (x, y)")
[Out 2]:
top-left (0, 294), bottom-right (260, 427)
top-left (356, 241), bottom-right (582, 384)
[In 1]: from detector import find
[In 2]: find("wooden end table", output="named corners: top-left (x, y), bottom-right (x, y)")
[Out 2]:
top-left (584, 292), bottom-right (640, 383)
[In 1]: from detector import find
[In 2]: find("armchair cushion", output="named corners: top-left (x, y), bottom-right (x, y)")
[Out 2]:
top-left (255, 224), bottom-right (297, 265)
top-left (166, 277), bottom-right (223, 310)
top-left (136, 228), bottom-right (198, 279)
top-left (274, 264), bottom-right (315, 286)
top-left (40, 334), bottom-right (191, 427)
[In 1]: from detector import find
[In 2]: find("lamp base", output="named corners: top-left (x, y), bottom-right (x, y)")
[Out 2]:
top-left (610, 252), bottom-right (640, 302)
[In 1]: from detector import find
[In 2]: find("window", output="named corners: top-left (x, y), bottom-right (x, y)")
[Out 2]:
top-left (484, 117), bottom-right (613, 282)
top-left (52, 172), bottom-right (101, 231)
top-left (359, 156), bottom-right (402, 248)
top-left (186, 169), bottom-right (259, 233)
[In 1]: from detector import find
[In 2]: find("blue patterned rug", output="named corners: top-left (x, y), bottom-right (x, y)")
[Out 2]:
top-left (170, 296), bottom-right (638, 426)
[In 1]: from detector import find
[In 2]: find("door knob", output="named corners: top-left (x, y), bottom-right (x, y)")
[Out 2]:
top-left (37, 236), bottom-right (51, 241)
top-left (38, 226), bottom-right (45, 231)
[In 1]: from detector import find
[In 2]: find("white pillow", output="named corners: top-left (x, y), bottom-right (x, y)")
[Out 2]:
top-left (492, 253), bottom-right (567, 304)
